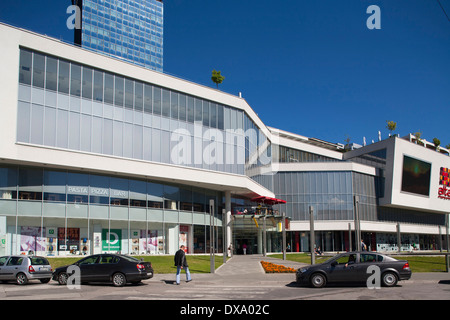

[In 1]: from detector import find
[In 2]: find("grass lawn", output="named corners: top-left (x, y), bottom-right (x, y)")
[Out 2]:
top-left (269, 253), bottom-right (448, 272)
top-left (47, 255), bottom-right (225, 274)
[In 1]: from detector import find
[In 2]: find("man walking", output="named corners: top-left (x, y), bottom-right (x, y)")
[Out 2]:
top-left (174, 245), bottom-right (192, 285)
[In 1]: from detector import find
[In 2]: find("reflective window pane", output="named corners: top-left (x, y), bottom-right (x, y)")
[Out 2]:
top-left (32, 53), bottom-right (45, 88)
top-left (170, 91), bottom-right (178, 119)
top-left (187, 96), bottom-right (194, 123)
top-left (70, 63), bottom-right (82, 96)
top-left (45, 56), bottom-right (58, 91)
top-left (82, 67), bottom-right (93, 99)
top-left (178, 93), bottom-right (186, 121)
top-left (114, 76), bottom-right (124, 107)
top-left (124, 78), bottom-right (134, 109)
top-left (194, 98), bottom-right (202, 122)
top-left (19, 49), bottom-right (32, 85)
top-left (134, 81), bottom-right (143, 111)
top-left (153, 87), bottom-right (161, 115)
top-left (162, 89), bottom-right (170, 117)
top-left (58, 60), bottom-right (70, 94)
top-left (93, 70), bottom-right (103, 102)
top-left (104, 72), bottom-right (114, 105)
top-left (144, 84), bottom-right (152, 113)
top-left (202, 101), bottom-right (209, 127)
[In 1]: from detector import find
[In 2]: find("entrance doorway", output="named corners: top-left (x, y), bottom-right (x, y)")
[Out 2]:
top-left (233, 229), bottom-right (258, 255)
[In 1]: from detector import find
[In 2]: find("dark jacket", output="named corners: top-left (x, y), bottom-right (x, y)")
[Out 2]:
top-left (174, 249), bottom-right (188, 267)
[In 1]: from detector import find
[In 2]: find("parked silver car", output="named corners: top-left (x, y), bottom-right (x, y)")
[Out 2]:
top-left (0, 255), bottom-right (53, 285)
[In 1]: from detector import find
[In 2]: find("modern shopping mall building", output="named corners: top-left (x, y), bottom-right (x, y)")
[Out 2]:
top-left (0, 23), bottom-right (449, 257)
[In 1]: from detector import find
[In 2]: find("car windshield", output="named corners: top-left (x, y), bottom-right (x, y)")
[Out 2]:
top-left (30, 257), bottom-right (50, 265)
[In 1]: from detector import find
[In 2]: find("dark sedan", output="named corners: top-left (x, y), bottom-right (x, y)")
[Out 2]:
top-left (296, 251), bottom-right (411, 288)
top-left (52, 254), bottom-right (153, 287)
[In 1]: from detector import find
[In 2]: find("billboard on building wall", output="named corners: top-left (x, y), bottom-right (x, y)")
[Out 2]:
top-left (400, 155), bottom-right (431, 196)
top-left (102, 229), bottom-right (122, 251)
top-left (439, 167), bottom-right (450, 200)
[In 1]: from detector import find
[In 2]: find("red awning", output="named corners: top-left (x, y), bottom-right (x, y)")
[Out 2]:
top-left (250, 196), bottom-right (286, 205)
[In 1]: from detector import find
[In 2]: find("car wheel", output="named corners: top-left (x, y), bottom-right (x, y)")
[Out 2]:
top-left (58, 272), bottom-right (69, 285)
top-left (16, 273), bottom-right (28, 285)
top-left (382, 272), bottom-right (398, 287)
top-left (310, 273), bottom-right (326, 288)
top-left (112, 272), bottom-right (126, 287)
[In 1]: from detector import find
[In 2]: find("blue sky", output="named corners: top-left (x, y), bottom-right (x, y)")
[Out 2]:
top-left (1, 0), bottom-right (449, 147)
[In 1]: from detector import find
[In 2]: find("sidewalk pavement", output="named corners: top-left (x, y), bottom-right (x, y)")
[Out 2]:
top-left (150, 254), bottom-right (450, 285)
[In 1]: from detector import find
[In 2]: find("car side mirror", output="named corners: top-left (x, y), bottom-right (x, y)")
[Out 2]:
top-left (331, 261), bottom-right (337, 267)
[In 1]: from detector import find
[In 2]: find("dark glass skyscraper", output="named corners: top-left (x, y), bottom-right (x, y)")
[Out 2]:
top-left (75, 0), bottom-right (163, 72)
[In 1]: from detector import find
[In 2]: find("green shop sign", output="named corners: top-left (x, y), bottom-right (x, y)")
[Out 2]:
top-left (102, 229), bottom-right (122, 251)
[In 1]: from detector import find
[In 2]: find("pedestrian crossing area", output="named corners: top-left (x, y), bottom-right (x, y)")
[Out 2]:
top-left (126, 282), bottom-right (283, 300)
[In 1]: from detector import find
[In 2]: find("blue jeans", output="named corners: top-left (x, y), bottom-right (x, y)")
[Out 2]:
top-left (176, 266), bottom-right (191, 284)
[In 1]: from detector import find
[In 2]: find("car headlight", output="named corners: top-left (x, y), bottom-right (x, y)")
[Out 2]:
top-left (299, 267), bottom-right (309, 273)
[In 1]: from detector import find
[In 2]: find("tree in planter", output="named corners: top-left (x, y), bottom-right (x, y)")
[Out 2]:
top-left (344, 135), bottom-right (351, 151)
top-left (386, 120), bottom-right (397, 137)
top-left (433, 138), bottom-right (441, 151)
top-left (414, 131), bottom-right (423, 144)
top-left (211, 70), bottom-right (225, 89)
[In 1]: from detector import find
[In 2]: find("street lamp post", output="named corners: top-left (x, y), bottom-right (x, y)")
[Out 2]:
top-left (354, 195), bottom-right (361, 250)
top-left (209, 199), bottom-right (215, 274)
top-left (282, 211), bottom-right (286, 261)
top-left (310, 206), bottom-right (315, 265)
top-left (222, 209), bottom-right (227, 264)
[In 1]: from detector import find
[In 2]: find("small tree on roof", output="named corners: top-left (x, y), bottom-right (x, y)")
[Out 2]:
top-left (211, 69), bottom-right (225, 89)
top-left (386, 120), bottom-right (397, 137)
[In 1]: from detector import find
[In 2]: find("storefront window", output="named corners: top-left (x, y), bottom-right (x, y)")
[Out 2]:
top-left (163, 184), bottom-right (179, 210)
top-left (89, 174), bottom-right (109, 205)
top-left (18, 168), bottom-right (42, 201)
top-left (194, 225), bottom-right (205, 253)
top-left (147, 182), bottom-right (164, 208)
top-left (110, 177), bottom-right (129, 206)
top-left (67, 172), bottom-right (89, 204)
top-left (0, 166), bottom-right (17, 200)
top-left (43, 170), bottom-right (67, 203)
top-left (58, 227), bottom-right (80, 254)
top-left (193, 189), bottom-right (205, 212)
top-left (129, 179), bottom-right (147, 208)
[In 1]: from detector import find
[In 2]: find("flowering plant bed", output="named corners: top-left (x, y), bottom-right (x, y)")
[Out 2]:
top-left (260, 261), bottom-right (296, 273)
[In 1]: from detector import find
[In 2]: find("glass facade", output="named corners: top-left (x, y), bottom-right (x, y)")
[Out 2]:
top-left (277, 145), bottom-right (339, 163)
top-left (0, 165), bottom-right (222, 256)
top-left (273, 170), bottom-right (447, 253)
top-left (274, 171), bottom-right (354, 221)
top-left (17, 49), bottom-right (271, 178)
top-left (80, 0), bottom-right (164, 71)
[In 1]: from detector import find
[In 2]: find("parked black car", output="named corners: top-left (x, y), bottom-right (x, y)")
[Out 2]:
top-left (296, 251), bottom-right (411, 288)
top-left (52, 254), bottom-right (153, 287)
